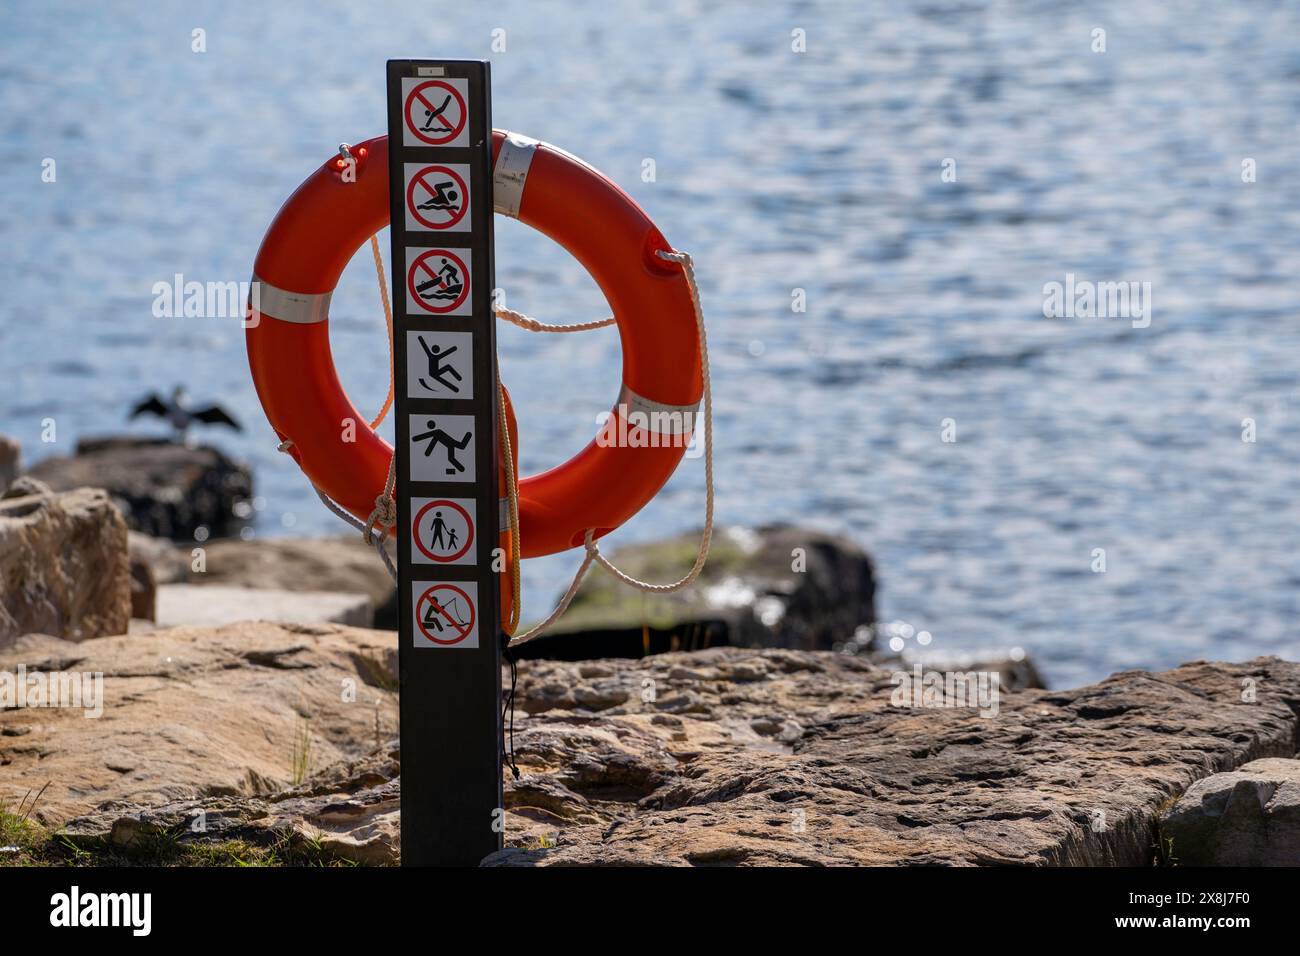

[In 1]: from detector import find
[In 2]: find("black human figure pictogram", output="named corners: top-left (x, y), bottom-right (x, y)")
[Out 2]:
top-left (419, 94), bottom-right (454, 133)
top-left (413, 419), bottom-right (472, 475)
top-left (417, 335), bottom-right (463, 393)
top-left (427, 509), bottom-right (450, 550)
top-left (415, 258), bottom-right (463, 302)
top-left (422, 592), bottom-right (470, 632)
top-left (416, 181), bottom-right (459, 213)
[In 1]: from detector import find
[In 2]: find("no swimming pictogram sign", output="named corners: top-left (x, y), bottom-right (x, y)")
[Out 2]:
top-left (412, 581), bottom-right (479, 648)
top-left (405, 162), bottom-right (471, 232)
top-left (402, 77), bottom-right (469, 147)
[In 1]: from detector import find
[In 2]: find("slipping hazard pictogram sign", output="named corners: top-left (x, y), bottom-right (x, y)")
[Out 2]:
top-left (412, 581), bottom-right (479, 648)
top-left (405, 162), bottom-right (471, 232)
top-left (402, 77), bottom-right (469, 148)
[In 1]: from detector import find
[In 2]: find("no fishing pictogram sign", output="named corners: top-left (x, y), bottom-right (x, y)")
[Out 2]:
top-left (410, 496), bottom-right (476, 565)
top-left (406, 247), bottom-right (472, 315)
top-left (402, 77), bottom-right (469, 148)
top-left (404, 162), bottom-right (471, 232)
top-left (412, 581), bottom-right (479, 648)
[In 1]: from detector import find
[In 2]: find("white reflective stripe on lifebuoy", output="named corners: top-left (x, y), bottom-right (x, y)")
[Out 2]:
top-left (615, 384), bottom-right (700, 436)
top-left (249, 275), bottom-right (332, 324)
top-left (493, 132), bottom-right (538, 218)
top-left (499, 497), bottom-right (509, 529)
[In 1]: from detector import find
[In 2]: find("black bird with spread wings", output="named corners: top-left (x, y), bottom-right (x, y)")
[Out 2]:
top-left (129, 386), bottom-right (241, 440)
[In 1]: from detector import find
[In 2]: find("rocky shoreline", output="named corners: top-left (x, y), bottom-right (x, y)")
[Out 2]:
top-left (1, 436), bottom-right (1297, 866)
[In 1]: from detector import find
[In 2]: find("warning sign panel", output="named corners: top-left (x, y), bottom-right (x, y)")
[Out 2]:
top-left (410, 496), bottom-right (476, 566)
top-left (402, 77), bottom-right (470, 148)
top-left (408, 413), bottom-right (477, 483)
top-left (412, 580), bottom-right (479, 648)
top-left (405, 162), bottom-right (471, 232)
top-left (405, 247), bottom-right (472, 315)
top-left (405, 330), bottom-right (474, 400)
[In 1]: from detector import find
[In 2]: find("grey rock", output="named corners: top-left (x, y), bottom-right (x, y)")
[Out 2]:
top-left (1, 476), bottom-right (50, 500)
top-left (129, 551), bottom-right (157, 622)
top-left (0, 434), bottom-right (19, 492)
top-left (0, 486), bottom-right (131, 644)
top-left (515, 525), bottom-right (877, 659)
top-left (29, 436), bottom-right (253, 541)
top-left (1160, 758), bottom-right (1300, 866)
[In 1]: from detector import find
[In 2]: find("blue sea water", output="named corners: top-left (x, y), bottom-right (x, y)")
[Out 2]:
top-left (2, 1), bottom-right (1298, 688)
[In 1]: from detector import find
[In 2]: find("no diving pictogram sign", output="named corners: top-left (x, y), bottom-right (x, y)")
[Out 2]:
top-left (402, 77), bottom-right (469, 147)
top-left (406, 247), bottom-right (471, 315)
top-left (412, 581), bottom-right (479, 648)
top-left (410, 496), bottom-right (476, 565)
top-left (405, 162), bottom-right (471, 232)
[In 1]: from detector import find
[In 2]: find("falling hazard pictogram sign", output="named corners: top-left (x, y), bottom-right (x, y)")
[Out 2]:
top-left (405, 162), bottom-right (471, 232)
top-left (408, 412), bottom-right (477, 483)
top-left (405, 247), bottom-right (472, 315)
top-left (412, 581), bottom-right (479, 648)
top-left (402, 77), bottom-right (469, 148)
top-left (410, 496), bottom-right (476, 565)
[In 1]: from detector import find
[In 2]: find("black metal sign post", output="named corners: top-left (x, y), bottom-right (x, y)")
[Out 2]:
top-left (386, 59), bottom-right (502, 867)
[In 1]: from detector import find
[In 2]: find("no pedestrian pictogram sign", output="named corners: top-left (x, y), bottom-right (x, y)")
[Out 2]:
top-left (410, 496), bottom-right (476, 565)
top-left (406, 247), bottom-right (471, 315)
top-left (405, 162), bottom-right (470, 232)
top-left (403, 78), bottom-right (469, 147)
top-left (412, 581), bottom-right (479, 648)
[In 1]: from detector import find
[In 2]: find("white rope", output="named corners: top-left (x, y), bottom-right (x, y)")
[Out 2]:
top-left (276, 439), bottom-right (398, 581)
top-left (506, 248), bottom-right (714, 647)
top-left (494, 305), bottom-right (616, 333)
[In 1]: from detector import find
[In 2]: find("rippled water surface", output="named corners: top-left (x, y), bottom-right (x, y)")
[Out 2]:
top-left (3, 1), bottom-right (1299, 686)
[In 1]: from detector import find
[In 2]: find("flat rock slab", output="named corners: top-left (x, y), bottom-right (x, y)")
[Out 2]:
top-left (155, 584), bottom-right (373, 628)
top-left (60, 748), bottom-right (401, 866)
top-left (486, 651), bottom-right (1300, 866)
top-left (179, 537), bottom-right (397, 628)
top-left (1160, 757), bottom-right (1300, 865)
top-left (0, 623), bottom-right (398, 824)
top-left (17, 636), bottom-right (1300, 866)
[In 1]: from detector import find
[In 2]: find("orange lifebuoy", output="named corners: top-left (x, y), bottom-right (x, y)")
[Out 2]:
top-left (247, 131), bottom-right (702, 566)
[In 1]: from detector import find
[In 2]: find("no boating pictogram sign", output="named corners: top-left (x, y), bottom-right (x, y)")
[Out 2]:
top-left (412, 581), bottom-right (479, 648)
top-left (405, 162), bottom-right (471, 232)
top-left (406, 247), bottom-right (471, 315)
top-left (410, 496), bottom-right (476, 565)
top-left (402, 77), bottom-right (469, 148)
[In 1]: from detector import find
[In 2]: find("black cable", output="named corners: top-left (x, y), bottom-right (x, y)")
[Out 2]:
top-left (500, 635), bottom-right (521, 780)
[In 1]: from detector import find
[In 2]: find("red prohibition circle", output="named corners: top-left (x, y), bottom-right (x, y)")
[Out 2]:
top-left (404, 80), bottom-right (467, 146)
top-left (407, 248), bottom-right (471, 314)
top-left (407, 165), bottom-right (469, 230)
top-left (415, 584), bottom-right (476, 645)
top-left (412, 499), bottom-right (474, 563)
